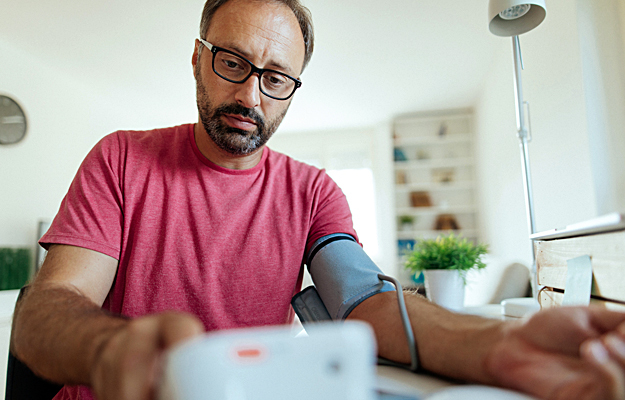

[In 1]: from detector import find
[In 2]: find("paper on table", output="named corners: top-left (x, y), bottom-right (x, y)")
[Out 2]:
top-left (561, 255), bottom-right (593, 306)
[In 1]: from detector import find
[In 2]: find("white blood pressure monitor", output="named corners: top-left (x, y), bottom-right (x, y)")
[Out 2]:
top-left (158, 322), bottom-right (377, 400)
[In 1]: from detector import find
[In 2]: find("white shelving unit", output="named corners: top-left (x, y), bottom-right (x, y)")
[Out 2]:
top-left (393, 110), bottom-right (481, 269)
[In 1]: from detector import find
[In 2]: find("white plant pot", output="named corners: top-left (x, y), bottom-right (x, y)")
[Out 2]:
top-left (423, 270), bottom-right (465, 311)
top-left (400, 222), bottom-right (413, 231)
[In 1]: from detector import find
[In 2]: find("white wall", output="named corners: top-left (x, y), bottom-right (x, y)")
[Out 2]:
top-left (0, 38), bottom-right (112, 248)
top-left (0, 39), bottom-right (197, 251)
top-left (576, 0), bottom-right (625, 215)
top-left (475, 0), bottom-right (598, 266)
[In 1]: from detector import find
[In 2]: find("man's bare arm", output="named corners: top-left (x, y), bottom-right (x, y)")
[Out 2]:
top-left (12, 244), bottom-right (204, 400)
top-left (347, 290), bottom-right (503, 384)
top-left (12, 244), bottom-right (124, 384)
top-left (348, 290), bottom-right (625, 399)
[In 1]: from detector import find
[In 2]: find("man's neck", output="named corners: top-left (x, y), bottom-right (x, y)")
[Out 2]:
top-left (194, 123), bottom-right (264, 170)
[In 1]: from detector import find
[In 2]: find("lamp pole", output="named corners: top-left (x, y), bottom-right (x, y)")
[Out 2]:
top-left (511, 35), bottom-right (538, 294)
top-left (488, 1), bottom-right (547, 306)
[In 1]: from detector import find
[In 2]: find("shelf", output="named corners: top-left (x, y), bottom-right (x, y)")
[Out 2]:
top-left (395, 205), bottom-right (477, 215)
top-left (395, 181), bottom-right (474, 192)
top-left (392, 110), bottom-right (480, 254)
top-left (393, 157), bottom-right (474, 169)
top-left (394, 134), bottom-right (472, 146)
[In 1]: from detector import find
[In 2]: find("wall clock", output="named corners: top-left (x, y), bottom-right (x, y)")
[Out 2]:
top-left (0, 95), bottom-right (27, 145)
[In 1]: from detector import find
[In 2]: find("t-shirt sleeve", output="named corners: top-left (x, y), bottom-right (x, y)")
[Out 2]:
top-left (40, 133), bottom-right (124, 259)
top-left (305, 170), bottom-right (359, 254)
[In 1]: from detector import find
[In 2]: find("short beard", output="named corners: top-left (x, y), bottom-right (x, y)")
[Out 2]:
top-left (195, 62), bottom-right (288, 156)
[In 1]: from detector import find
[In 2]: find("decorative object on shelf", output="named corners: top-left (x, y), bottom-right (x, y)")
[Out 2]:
top-left (416, 149), bottom-right (430, 160)
top-left (397, 239), bottom-right (415, 256)
top-left (431, 168), bottom-right (455, 184)
top-left (434, 214), bottom-right (460, 231)
top-left (488, 0), bottom-right (547, 297)
top-left (0, 95), bottom-right (27, 145)
top-left (411, 271), bottom-right (424, 285)
top-left (395, 170), bottom-right (407, 185)
top-left (0, 247), bottom-right (31, 290)
top-left (410, 271), bottom-right (426, 295)
top-left (398, 215), bottom-right (416, 231)
top-left (410, 191), bottom-right (432, 207)
top-left (393, 147), bottom-right (407, 162)
top-left (404, 234), bottom-right (488, 310)
top-left (437, 122), bottom-right (448, 137)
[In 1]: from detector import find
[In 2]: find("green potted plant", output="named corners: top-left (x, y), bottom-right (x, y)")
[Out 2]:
top-left (404, 233), bottom-right (487, 310)
top-left (398, 215), bottom-right (415, 231)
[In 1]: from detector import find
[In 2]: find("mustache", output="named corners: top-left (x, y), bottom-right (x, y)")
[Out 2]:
top-left (212, 103), bottom-right (265, 128)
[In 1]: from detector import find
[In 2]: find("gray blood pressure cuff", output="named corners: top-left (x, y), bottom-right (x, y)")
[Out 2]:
top-left (291, 233), bottom-right (421, 372)
top-left (294, 233), bottom-right (394, 320)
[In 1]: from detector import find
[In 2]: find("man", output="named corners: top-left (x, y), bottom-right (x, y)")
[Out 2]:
top-left (12, 0), bottom-right (625, 399)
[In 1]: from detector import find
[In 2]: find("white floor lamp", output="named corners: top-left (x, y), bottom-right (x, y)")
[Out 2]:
top-left (488, 1), bottom-right (547, 304)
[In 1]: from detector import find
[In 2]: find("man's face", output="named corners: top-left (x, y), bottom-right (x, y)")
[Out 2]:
top-left (193, 0), bottom-right (306, 156)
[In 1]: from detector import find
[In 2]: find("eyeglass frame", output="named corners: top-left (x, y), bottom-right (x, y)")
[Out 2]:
top-left (197, 38), bottom-right (302, 101)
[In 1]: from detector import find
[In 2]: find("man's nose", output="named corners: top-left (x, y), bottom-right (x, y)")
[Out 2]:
top-left (234, 74), bottom-right (261, 109)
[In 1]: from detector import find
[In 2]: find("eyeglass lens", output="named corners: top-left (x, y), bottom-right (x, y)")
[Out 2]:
top-left (214, 51), bottom-right (296, 99)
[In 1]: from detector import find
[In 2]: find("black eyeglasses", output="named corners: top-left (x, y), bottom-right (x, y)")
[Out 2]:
top-left (198, 38), bottom-right (302, 101)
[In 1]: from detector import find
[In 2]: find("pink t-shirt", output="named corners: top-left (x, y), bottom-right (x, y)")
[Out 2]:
top-left (41, 124), bottom-right (357, 399)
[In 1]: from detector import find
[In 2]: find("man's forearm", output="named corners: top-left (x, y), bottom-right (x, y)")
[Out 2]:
top-left (347, 290), bottom-right (508, 384)
top-left (12, 283), bottom-right (128, 385)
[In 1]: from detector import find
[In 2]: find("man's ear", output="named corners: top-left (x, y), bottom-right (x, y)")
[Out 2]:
top-left (192, 40), bottom-right (200, 77)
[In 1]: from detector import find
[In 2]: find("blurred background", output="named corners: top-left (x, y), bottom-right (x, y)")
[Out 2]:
top-left (1, 0), bottom-right (624, 283)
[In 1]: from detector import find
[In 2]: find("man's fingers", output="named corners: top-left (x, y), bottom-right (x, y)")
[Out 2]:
top-left (619, 322), bottom-right (625, 336)
top-left (130, 313), bottom-right (204, 398)
top-left (91, 312), bottom-right (205, 400)
top-left (582, 339), bottom-right (625, 399)
top-left (118, 320), bottom-right (162, 400)
top-left (605, 333), bottom-right (625, 368)
top-left (588, 309), bottom-right (625, 334)
top-left (157, 312), bottom-right (205, 348)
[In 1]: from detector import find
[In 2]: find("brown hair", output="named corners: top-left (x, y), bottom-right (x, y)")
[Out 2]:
top-left (199, 0), bottom-right (314, 72)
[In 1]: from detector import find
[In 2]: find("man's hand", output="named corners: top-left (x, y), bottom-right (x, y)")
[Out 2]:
top-left (486, 307), bottom-right (625, 400)
top-left (12, 245), bottom-right (205, 400)
top-left (91, 312), bottom-right (204, 400)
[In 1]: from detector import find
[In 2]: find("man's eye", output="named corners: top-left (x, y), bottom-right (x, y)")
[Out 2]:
top-left (224, 59), bottom-right (242, 70)
top-left (265, 74), bottom-right (287, 87)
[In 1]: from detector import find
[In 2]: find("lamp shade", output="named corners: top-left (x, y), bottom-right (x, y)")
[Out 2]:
top-left (489, 0), bottom-right (546, 36)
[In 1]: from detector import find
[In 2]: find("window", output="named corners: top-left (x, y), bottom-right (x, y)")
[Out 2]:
top-left (268, 129), bottom-right (380, 262)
